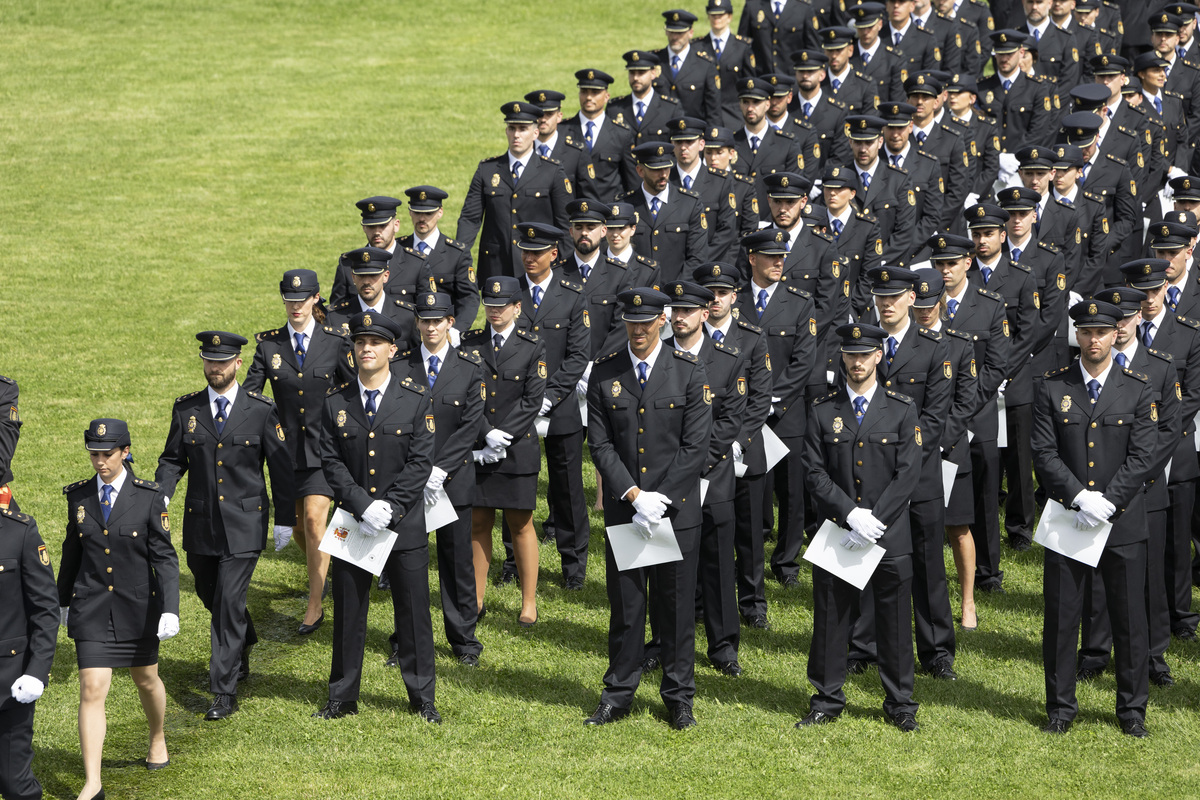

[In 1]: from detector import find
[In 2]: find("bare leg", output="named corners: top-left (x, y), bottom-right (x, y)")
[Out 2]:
top-left (292, 498), bottom-right (308, 557)
top-left (593, 470), bottom-right (604, 511)
top-left (302, 494), bottom-right (332, 625)
top-left (506, 508), bottom-right (540, 623)
top-left (948, 524), bottom-right (977, 628)
top-left (471, 508), bottom-right (497, 613)
top-left (130, 663), bottom-right (168, 765)
top-left (77, 667), bottom-right (113, 800)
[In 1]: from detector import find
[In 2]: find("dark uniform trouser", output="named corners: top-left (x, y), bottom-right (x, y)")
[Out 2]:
top-left (808, 556), bottom-right (917, 718)
top-left (0, 702), bottom-right (40, 800)
top-left (970, 437), bottom-right (1004, 588)
top-left (768, 439), bottom-right (806, 582)
top-left (435, 506), bottom-right (482, 658)
top-left (330, 547), bottom-right (435, 707)
top-left (848, 497), bottom-right (956, 670)
top-left (1044, 542), bottom-right (1149, 725)
top-left (734, 473), bottom-right (768, 620)
top-left (186, 551), bottom-right (259, 695)
top-left (1078, 508), bottom-right (1171, 678)
top-left (1001, 403), bottom-right (1035, 545)
top-left (601, 526), bottom-right (699, 710)
top-left (1166, 481), bottom-right (1199, 634)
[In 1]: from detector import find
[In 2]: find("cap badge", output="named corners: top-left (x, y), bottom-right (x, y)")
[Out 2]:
top-left (832, 167), bottom-right (840, 176)
top-left (363, 314), bottom-right (372, 327)
top-left (1163, 225), bottom-right (1171, 236)
top-left (419, 190), bottom-right (427, 200)
top-left (801, 52), bottom-right (809, 61)
top-left (1031, 148), bottom-right (1039, 159)
top-left (1185, 179), bottom-right (1192, 189)
top-left (1145, 264), bottom-right (1153, 275)
top-left (999, 33), bottom-right (1008, 42)
top-left (852, 327), bottom-right (861, 339)
top-left (781, 175), bottom-right (789, 187)
top-left (920, 280), bottom-right (929, 293)
top-left (976, 206), bottom-right (986, 217)
top-left (580, 201), bottom-right (588, 212)
top-left (493, 281), bottom-right (501, 293)
top-left (1101, 56), bottom-right (1108, 65)
top-left (674, 284), bottom-right (684, 295)
top-left (96, 423), bottom-right (106, 436)
top-left (775, 231), bottom-right (785, 242)
top-left (747, 79), bottom-right (754, 89)
top-left (212, 334), bottom-right (220, 345)
top-left (859, 118), bottom-right (867, 128)
top-left (633, 294), bottom-right (642, 306)
top-left (587, 70), bottom-right (595, 79)
top-left (656, 145), bottom-right (665, 156)
top-left (917, 75), bottom-right (925, 84)
top-left (527, 227), bottom-right (536, 238)
top-left (632, 51), bottom-right (640, 62)
top-left (1088, 303), bottom-right (1098, 315)
top-left (672, 12), bottom-right (679, 20)
top-left (292, 275), bottom-right (301, 288)
top-left (538, 91), bottom-right (546, 102)
top-left (712, 265), bottom-right (721, 275)
top-left (367, 203), bottom-right (376, 212)
top-left (426, 295), bottom-right (435, 306)
top-left (881, 270), bottom-right (889, 282)
top-left (361, 251), bottom-right (371, 263)
top-left (938, 236), bottom-right (947, 248)
top-left (711, 127), bottom-right (719, 137)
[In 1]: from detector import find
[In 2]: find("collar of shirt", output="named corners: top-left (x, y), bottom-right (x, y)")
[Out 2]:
top-left (577, 251), bottom-right (603, 272)
top-left (1144, 89), bottom-right (1164, 105)
top-left (671, 44), bottom-right (691, 63)
top-left (579, 111), bottom-right (605, 135)
top-left (705, 318), bottom-right (733, 338)
top-left (828, 64), bottom-right (851, 85)
top-left (928, 318), bottom-right (944, 332)
top-left (912, 11), bottom-right (931, 27)
top-left (1054, 185), bottom-right (1078, 203)
top-left (890, 20), bottom-right (912, 39)
top-left (642, 184), bottom-right (669, 209)
top-left (633, 87), bottom-right (656, 106)
top-left (890, 143), bottom-right (912, 163)
top-left (945, 281), bottom-right (969, 306)
top-left (933, 108), bottom-right (946, 126)
top-left (358, 372), bottom-right (392, 407)
top-left (975, 254), bottom-right (1002, 273)
top-left (1028, 18), bottom-right (1050, 38)
top-left (859, 158), bottom-right (879, 181)
top-left (845, 380), bottom-right (878, 408)
top-left (750, 278), bottom-right (780, 305)
top-left (1058, 16), bottom-right (1073, 31)
top-left (606, 247), bottom-right (631, 264)
top-left (489, 323), bottom-right (515, 347)
top-left (421, 341), bottom-right (451, 366)
top-left (955, 109), bottom-right (975, 125)
top-left (1164, 50), bottom-right (1179, 70)
top-left (1095, 116), bottom-right (1111, 148)
top-left (913, 120), bottom-right (934, 141)
top-left (628, 338), bottom-right (664, 376)
top-left (288, 316), bottom-right (317, 341)
top-left (415, 228), bottom-right (441, 252)
top-left (678, 162), bottom-right (703, 186)
top-left (674, 336), bottom-right (704, 357)
top-left (885, 318), bottom-right (911, 347)
top-left (711, 31), bottom-right (728, 51)
top-left (997, 67), bottom-right (1021, 83)
top-left (527, 269), bottom-right (554, 296)
top-left (1083, 154), bottom-right (1097, 173)
top-left (538, 131), bottom-right (559, 153)
top-left (358, 296), bottom-right (385, 314)
top-left (743, 123), bottom-right (769, 141)
top-left (1105, 97), bottom-right (1122, 119)
top-left (1149, 304), bottom-right (1169, 329)
top-left (1080, 356), bottom-right (1114, 391)
top-left (1037, 195), bottom-right (1048, 218)
top-left (859, 39), bottom-right (880, 59)
top-left (951, 0), bottom-right (962, 12)
top-left (801, 87), bottom-right (823, 106)
top-left (1008, 233), bottom-right (1032, 254)
top-left (96, 466), bottom-right (128, 502)
top-left (208, 382), bottom-right (240, 416)
top-left (508, 151), bottom-right (532, 175)
top-left (384, 240), bottom-right (397, 255)
top-left (829, 205), bottom-right (853, 227)
top-left (1114, 340), bottom-right (1139, 365)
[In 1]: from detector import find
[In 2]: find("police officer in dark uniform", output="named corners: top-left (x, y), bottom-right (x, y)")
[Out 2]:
top-left (560, 201), bottom-right (635, 359)
top-left (669, 117), bottom-right (737, 265)
top-left (905, 74), bottom-right (973, 228)
top-left (821, 165), bottom-right (883, 317)
top-left (625, 142), bottom-right (709, 283)
top-left (702, 127), bottom-right (761, 253)
top-left (245, 269), bottom-right (354, 633)
top-left (391, 293), bottom-right (484, 667)
top-left (610, 51), bottom-right (682, 145)
top-left (0, 506), bottom-right (56, 800)
top-left (850, 3), bottom-right (908, 103)
top-left (819, 27), bottom-right (880, 116)
top-left (1048, 144), bottom-right (1112, 298)
top-left (400, 185), bottom-right (479, 336)
top-left (584, 288), bottom-right (712, 730)
top-left (699, 0), bottom-right (758, 127)
top-left (798, 323), bottom-right (922, 732)
top-left (0, 374), bottom-right (21, 513)
top-left (1032, 299), bottom-right (1156, 737)
top-left (737, 0), bottom-right (821, 77)
top-left (878, 101), bottom-right (946, 246)
top-left (155, 331), bottom-right (296, 721)
top-left (330, 196), bottom-right (431, 309)
top-left (944, 74), bottom-right (1003, 208)
top-left (732, 77), bottom-right (807, 213)
top-left (326, 246), bottom-right (419, 351)
top-left (314, 312), bottom-right (437, 723)
top-left (977, 31), bottom-right (1055, 153)
top-left (456, 101), bottom-right (572, 281)
top-left (561, 69), bottom-right (639, 202)
top-left (525, 90), bottom-right (593, 201)
top-left (790, 50), bottom-right (852, 170)
top-left (655, 10), bottom-right (722, 125)
top-left (836, 114), bottom-right (918, 267)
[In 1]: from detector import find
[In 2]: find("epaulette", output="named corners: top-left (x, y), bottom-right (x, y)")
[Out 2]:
top-left (328, 381), bottom-right (352, 396)
top-left (732, 172), bottom-right (755, 185)
top-left (538, 154), bottom-right (562, 165)
top-left (457, 348), bottom-right (482, 365)
top-left (1083, 190), bottom-right (1105, 204)
top-left (612, 93), bottom-right (630, 103)
top-left (330, 299), bottom-right (355, 312)
top-left (402, 246), bottom-right (423, 258)
top-left (0, 375), bottom-right (13, 386)
top-left (679, 186), bottom-right (700, 199)
top-left (481, 154), bottom-right (506, 165)
top-left (130, 477), bottom-right (161, 491)
top-left (794, 116), bottom-right (815, 131)
top-left (694, 49), bottom-right (715, 63)
top-left (811, 227), bottom-right (834, 242)
top-left (852, 69), bottom-right (869, 81)
top-left (707, 166), bottom-right (729, 178)
top-left (915, 148), bottom-right (939, 162)
top-left (561, 137), bottom-right (585, 152)
top-left (735, 318), bottom-right (764, 334)
top-left (1105, 153), bottom-right (1127, 166)
top-left (594, 350), bottom-right (622, 364)
top-left (785, 285), bottom-right (814, 300)
top-left (398, 376), bottom-right (426, 395)
top-left (854, 207), bottom-right (877, 221)
top-left (673, 349), bottom-right (698, 363)
top-left (662, 95), bottom-right (681, 105)
top-left (1114, 124), bottom-right (1136, 138)
top-left (610, 115), bottom-right (632, 130)
top-left (1176, 315), bottom-right (1200, 330)
top-left (514, 327), bottom-right (540, 342)
top-left (977, 287), bottom-right (1004, 302)
top-left (1, 509), bottom-right (30, 523)
top-left (244, 391), bottom-right (272, 404)
top-left (62, 479), bottom-right (90, 494)
top-left (711, 339), bottom-right (739, 355)
top-left (174, 390), bottom-right (203, 403)
top-left (465, 328), bottom-right (486, 337)
top-left (736, 33), bottom-right (752, 44)
top-left (826, 95), bottom-right (847, 110)
top-left (1052, 195), bottom-right (1073, 208)
top-left (812, 390), bottom-right (838, 406)
top-left (1009, 259), bottom-right (1032, 274)
top-left (1121, 368), bottom-right (1149, 382)
top-left (396, 349), bottom-right (413, 359)
top-left (559, 278), bottom-right (584, 293)
top-left (1037, 241), bottom-right (1059, 254)
top-left (604, 255), bottom-right (629, 271)
top-left (772, 127), bottom-right (796, 140)
top-left (444, 237), bottom-right (466, 251)
top-left (945, 328), bottom-right (972, 342)
top-left (884, 389), bottom-right (913, 403)
top-left (1147, 347), bottom-right (1174, 363)
top-left (255, 327), bottom-right (283, 342)
top-left (884, 44), bottom-right (897, 54)
top-left (323, 325), bottom-right (348, 337)
top-left (392, 299), bottom-right (416, 311)
top-left (884, 160), bottom-right (909, 175)
top-left (917, 326), bottom-right (943, 341)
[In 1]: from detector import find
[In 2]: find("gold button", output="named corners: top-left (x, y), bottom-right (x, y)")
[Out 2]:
top-left (1090, 422), bottom-right (1097, 428)
top-left (299, 408), bottom-right (304, 414)
top-left (1088, 442), bottom-right (1094, 448)
top-left (298, 390), bottom-right (304, 396)
top-left (108, 586), bottom-right (113, 591)
top-left (885, 380), bottom-right (892, 387)
top-left (641, 467), bottom-right (647, 473)
top-left (297, 372), bottom-right (303, 378)
top-left (104, 549), bottom-right (110, 555)
top-left (369, 450), bottom-right (375, 456)
top-left (218, 443), bottom-right (223, 448)
top-left (858, 442), bottom-right (864, 448)
top-left (106, 567), bottom-right (112, 574)
top-left (1089, 461), bottom-right (1094, 467)
top-left (218, 478), bottom-right (223, 484)
top-left (103, 530), bottom-right (108, 536)
top-left (369, 432), bottom-right (376, 438)
top-left (639, 408), bottom-right (644, 414)
top-left (491, 392), bottom-right (497, 397)
top-left (369, 469), bottom-right (376, 475)
top-left (370, 487), bottom-right (376, 493)
top-left (132, 532), bottom-right (137, 537)
top-left (219, 495), bottom-right (225, 501)
top-left (639, 448), bottom-right (644, 453)
top-left (1088, 480), bottom-right (1095, 486)
top-left (638, 428), bottom-right (644, 433)
top-left (217, 461), bottom-right (223, 466)
top-left (881, 438), bottom-right (887, 443)
top-left (857, 461), bottom-right (863, 466)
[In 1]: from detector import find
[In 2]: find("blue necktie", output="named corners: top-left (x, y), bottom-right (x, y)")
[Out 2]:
top-left (512, 161), bottom-right (522, 185)
top-left (831, 218), bottom-right (844, 237)
top-left (1087, 378), bottom-right (1100, 402)
top-left (712, 329), bottom-right (724, 343)
top-left (832, 77), bottom-right (841, 91)
top-left (580, 261), bottom-right (590, 280)
top-left (294, 332), bottom-right (306, 368)
top-left (585, 120), bottom-right (595, 151)
top-left (775, 0), bottom-right (782, 15)
top-left (714, 38), bottom-right (722, 60)
top-left (1155, 96), bottom-right (1164, 115)
top-left (803, 102), bottom-right (813, 118)
top-left (860, 171), bottom-right (871, 190)
top-left (1169, 286), bottom-right (1181, 310)
top-left (916, 130), bottom-right (926, 146)
top-left (1003, 78), bottom-right (1012, 92)
top-left (756, 288), bottom-right (768, 318)
top-left (101, 485), bottom-right (113, 524)
top-left (854, 395), bottom-right (868, 424)
top-left (672, 55), bottom-right (681, 77)
top-left (417, 240), bottom-right (430, 255)
top-left (947, 298), bottom-right (959, 319)
top-left (364, 389), bottom-right (379, 419)
top-left (539, 144), bottom-right (550, 158)
top-left (891, 154), bottom-right (903, 168)
top-left (1115, 351), bottom-right (1128, 368)
top-left (1011, 247), bottom-right (1022, 263)
top-left (886, 336), bottom-right (898, 364)
top-left (1080, 162), bottom-right (1090, 187)
top-left (532, 285), bottom-right (542, 308)
top-left (861, 50), bottom-right (871, 66)
top-left (981, 266), bottom-right (992, 284)
top-left (493, 333), bottom-right (503, 351)
top-left (1141, 321), bottom-right (1154, 346)
top-left (428, 355), bottom-right (439, 388)
top-left (1031, 27), bottom-right (1040, 43)
top-left (637, 361), bottom-right (648, 387)
top-left (650, 197), bottom-right (661, 219)
top-left (214, 397), bottom-right (229, 435)
top-left (750, 135), bottom-right (760, 152)
top-left (894, 31), bottom-right (902, 45)
top-left (683, 175), bottom-right (693, 190)
top-left (636, 101), bottom-right (646, 123)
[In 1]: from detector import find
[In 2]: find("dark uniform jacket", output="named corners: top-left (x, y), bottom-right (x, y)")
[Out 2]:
top-left (738, 0), bottom-right (820, 76)
top-left (327, 296), bottom-right (418, 353)
top-left (460, 326), bottom-right (546, 476)
top-left (455, 153), bottom-right (572, 281)
top-left (392, 348), bottom-right (484, 508)
top-left (977, 71), bottom-right (1054, 152)
top-left (397, 232), bottom-right (480, 331)
top-left (1145, 312), bottom-right (1200, 482)
top-left (653, 46), bottom-right (722, 125)
top-left (852, 42), bottom-right (907, 103)
top-left (792, 91), bottom-right (851, 169)
top-left (805, 385), bottom-right (921, 554)
top-left (823, 69), bottom-right (880, 115)
top-left (828, 206), bottom-right (883, 317)
top-left (733, 126), bottom-right (808, 210)
top-left (587, 345), bottom-right (712, 530)
top-left (883, 21), bottom-right (941, 75)
top-left (945, 285), bottom-right (1012, 441)
top-left (329, 243), bottom-right (429, 310)
top-left (1080, 152), bottom-right (1140, 283)
top-left (913, 122), bottom-right (972, 228)
top-left (736, 281), bottom-right (819, 437)
top-left (712, 316), bottom-right (774, 476)
top-left (967, 258), bottom-right (1040, 406)
top-left (939, 326), bottom-right (981, 468)
top-left (244, 323), bottom-right (355, 470)
top-left (772, 224), bottom-right (850, 367)
top-left (624, 185), bottom-right (708, 283)
top-left (838, 159), bottom-right (917, 266)
top-left (59, 474), bottom-right (180, 642)
top-left (540, 134), bottom-right (593, 202)
top-left (516, 274), bottom-right (590, 436)
top-left (0, 511), bottom-right (56, 712)
top-left (560, 112), bottom-right (639, 201)
top-left (697, 31), bottom-right (758, 127)
top-left (949, 111), bottom-right (1003, 199)
top-left (893, 148), bottom-right (945, 245)
top-left (672, 165), bottom-right (738, 266)
top-left (155, 386), bottom-right (296, 555)
top-left (879, 324), bottom-right (953, 503)
top-left (0, 376), bottom-right (19, 488)
top-left (609, 91), bottom-right (682, 145)
top-left (1017, 241), bottom-right (1069, 381)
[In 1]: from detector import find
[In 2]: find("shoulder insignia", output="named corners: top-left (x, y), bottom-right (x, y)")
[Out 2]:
top-left (1, 510), bottom-right (30, 523)
top-left (174, 390), bottom-right (203, 403)
top-left (946, 328), bottom-right (972, 342)
top-left (131, 477), bottom-right (161, 490)
top-left (444, 238), bottom-right (466, 251)
top-left (917, 326), bottom-right (943, 341)
top-left (733, 172), bottom-right (755, 185)
top-left (736, 318), bottom-right (764, 334)
top-left (1122, 368), bottom-right (1149, 383)
top-left (515, 327), bottom-right (540, 342)
top-left (328, 381), bottom-right (352, 396)
top-left (611, 116), bottom-right (631, 130)
top-left (707, 166), bottom-right (729, 178)
top-left (812, 228), bottom-right (833, 242)
top-left (538, 154), bottom-right (561, 165)
top-left (400, 377), bottom-right (426, 394)
top-left (456, 348), bottom-right (482, 365)
top-left (773, 128), bottom-right (795, 140)
top-left (976, 287), bottom-right (1003, 302)
top-left (885, 389), bottom-right (913, 404)
top-left (1176, 315), bottom-right (1200, 330)
top-left (1043, 365), bottom-right (1071, 378)
top-left (712, 339), bottom-right (738, 355)
top-left (785, 285), bottom-right (813, 299)
top-left (595, 350), bottom-right (622, 364)
top-left (244, 390), bottom-right (272, 404)
top-left (559, 278), bottom-right (584, 293)
top-left (662, 95), bottom-right (680, 105)
top-left (62, 478), bottom-right (91, 494)
top-left (1105, 153), bottom-right (1127, 165)
top-left (1037, 241), bottom-right (1059, 253)
top-left (1011, 260), bottom-right (1032, 274)
top-left (678, 186), bottom-right (700, 199)
top-left (673, 349), bottom-right (698, 363)
top-left (812, 391), bottom-right (838, 406)
top-left (1147, 347), bottom-right (1173, 362)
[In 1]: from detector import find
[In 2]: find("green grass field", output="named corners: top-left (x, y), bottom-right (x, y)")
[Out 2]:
top-left (5, 1), bottom-right (1200, 797)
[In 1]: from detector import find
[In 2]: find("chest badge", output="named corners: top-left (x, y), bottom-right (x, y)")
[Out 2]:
top-left (612, 380), bottom-right (622, 398)
top-left (39, 545), bottom-right (49, 566)
top-left (491, 173), bottom-right (500, 187)
top-left (832, 417), bottom-right (844, 433)
top-left (77, 506), bottom-right (85, 524)
top-left (336, 409), bottom-right (347, 428)
top-left (1060, 395), bottom-right (1072, 413)
top-left (187, 415), bottom-right (197, 433)
top-left (271, 353), bottom-right (282, 369)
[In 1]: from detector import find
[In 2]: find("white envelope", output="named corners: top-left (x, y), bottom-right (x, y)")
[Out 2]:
top-left (700, 478), bottom-right (709, 506)
top-left (606, 517), bottom-right (682, 571)
top-left (535, 415), bottom-right (550, 438)
top-left (802, 518), bottom-right (885, 590)
top-left (996, 394), bottom-right (1008, 448)
top-left (1033, 499), bottom-right (1112, 568)
top-left (761, 424), bottom-right (790, 472)
top-left (941, 460), bottom-right (958, 507)
top-left (578, 391), bottom-right (588, 428)
top-left (319, 507), bottom-right (398, 577)
top-left (424, 488), bottom-right (458, 532)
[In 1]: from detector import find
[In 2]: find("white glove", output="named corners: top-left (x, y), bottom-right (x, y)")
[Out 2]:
top-left (731, 441), bottom-right (744, 463)
top-left (448, 327), bottom-right (461, 347)
top-left (484, 444), bottom-right (507, 463)
top-left (10, 676), bottom-right (44, 704)
top-left (576, 378), bottom-right (589, 398)
top-left (632, 512), bottom-right (654, 540)
top-left (60, 607), bottom-right (69, 628)
top-left (157, 612), bottom-right (180, 641)
top-left (631, 490), bottom-right (671, 522)
top-left (427, 466), bottom-right (447, 491)
top-left (472, 449), bottom-right (487, 464)
top-left (359, 521), bottom-right (381, 538)
top-left (840, 530), bottom-right (872, 550)
top-left (998, 152), bottom-right (1020, 176)
top-left (1074, 510), bottom-right (1105, 530)
top-left (485, 429), bottom-right (513, 449)
top-left (1073, 490), bottom-right (1115, 522)
top-left (424, 485), bottom-right (440, 506)
top-left (734, 462), bottom-right (748, 478)
top-left (273, 525), bottom-right (293, 552)
top-left (963, 192), bottom-right (980, 211)
top-left (846, 507), bottom-right (886, 542)
top-left (540, 397), bottom-right (553, 416)
top-left (163, 496), bottom-right (171, 509)
top-left (997, 380), bottom-right (1008, 396)
top-left (362, 500), bottom-right (392, 531)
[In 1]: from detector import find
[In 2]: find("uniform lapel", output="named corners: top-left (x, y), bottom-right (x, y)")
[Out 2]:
top-left (83, 481), bottom-right (107, 527)
top-left (887, 327), bottom-right (919, 375)
top-left (855, 386), bottom-right (888, 443)
top-left (641, 345), bottom-right (671, 403)
top-left (105, 478), bottom-right (136, 526)
top-left (1089, 363), bottom-right (1124, 418)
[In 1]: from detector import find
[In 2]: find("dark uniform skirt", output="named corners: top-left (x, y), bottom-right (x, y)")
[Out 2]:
top-left (76, 617), bottom-right (158, 669)
top-left (944, 464), bottom-right (975, 527)
top-left (295, 465), bottom-right (332, 498)
top-left (474, 471), bottom-right (538, 510)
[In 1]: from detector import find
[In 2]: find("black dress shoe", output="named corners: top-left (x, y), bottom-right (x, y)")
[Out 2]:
top-left (1041, 718), bottom-right (1072, 734)
top-left (976, 580), bottom-right (1005, 594)
top-left (1120, 719), bottom-right (1149, 738)
top-left (541, 529), bottom-right (557, 545)
top-left (384, 647), bottom-right (401, 668)
top-left (712, 659), bottom-right (743, 677)
top-left (640, 655), bottom-right (661, 674)
top-left (846, 658), bottom-right (873, 675)
top-left (204, 693), bottom-right (238, 721)
top-left (667, 703), bottom-right (697, 730)
top-left (888, 712), bottom-right (920, 732)
top-left (1151, 672), bottom-right (1175, 687)
top-left (145, 758), bottom-right (170, 771)
top-left (298, 612), bottom-right (324, 636)
top-left (927, 661), bottom-right (958, 681)
top-left (795, 710), bottom-right (836, 727)
top-left (83, 790), bottom-right (105, 800)
top-left (1173, 627), bottom-right (1197, 642)
top-left (497, 569), bottom-right (517, 586)
top-left (377, 572), bottom-right (391, 591)
top-left (312, 700), bottom-right (358, 720)
top-left (564, 576), bottom-right (584, 591)
top-left (518, 613), bottom-right (538, 628)
top-left (457, 653), bottom-right (480, 667)
top-left (414, 701), bottom-right (442, 724)
top-left (743, 614), bottom-right (771, 630)
top-left (238, 645), bottom-right (253, 682)
top-left (1076, 666), bottom-right (1104, 682)
top-left (584, 702), bottom-right (630, 726)
top-left (476, 604), bottom-right (487, 621)
top-left (1008, 537), bottom-right (1032, 552)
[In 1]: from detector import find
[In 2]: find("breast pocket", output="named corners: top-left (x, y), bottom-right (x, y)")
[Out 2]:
top-left (653, 396), bottom-right (686, 414)
top-left (891, 371), bottom-right (927, 395)
top-left (868, 432), bottom-right (900, 445)
top-left (183, 433), bottom-right (209, 449)
top-left (0, 559), bottom-right (17, 583)
top-left (501, 369), bottom-right (526, 383)
top-left (235, 435), bottom-right (261, 448)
